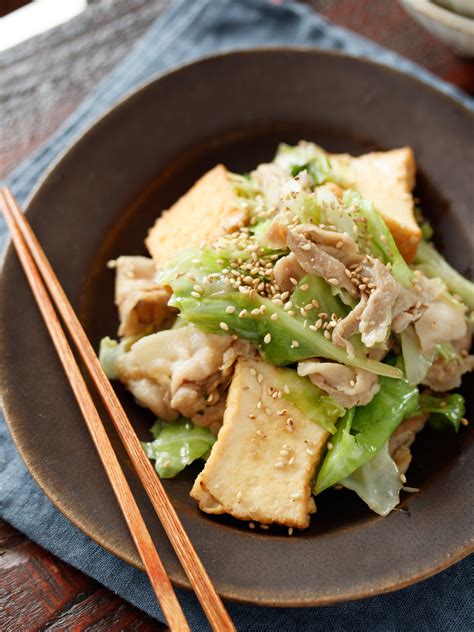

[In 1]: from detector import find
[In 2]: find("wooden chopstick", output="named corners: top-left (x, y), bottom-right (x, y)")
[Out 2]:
top-left (0, 187), bottom-right (235, 632)
top-left (0, 190), bottom-right (189, 631)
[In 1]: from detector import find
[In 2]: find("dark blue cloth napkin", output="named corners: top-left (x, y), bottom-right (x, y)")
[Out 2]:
top-left (1, 1), bottom-right (472, 629)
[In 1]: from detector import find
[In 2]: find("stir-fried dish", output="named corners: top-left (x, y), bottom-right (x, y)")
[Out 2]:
top-left (100, 142), bottom-right (473, 531)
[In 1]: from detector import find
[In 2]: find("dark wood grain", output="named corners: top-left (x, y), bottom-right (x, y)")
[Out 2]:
top-left (1, 0), bottom-right (472, 628)
top-left (0, 520), bottom-right (163, 631)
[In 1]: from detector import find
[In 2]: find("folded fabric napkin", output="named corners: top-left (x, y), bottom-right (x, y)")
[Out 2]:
top-left (1, 0), bottom-right (472, 629)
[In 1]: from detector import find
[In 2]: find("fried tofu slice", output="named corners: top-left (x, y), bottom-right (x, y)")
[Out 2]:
top-left (190, 358), bottom-right (329, 529)
top-left (330, 148), bottom-right (421, 262)
top-left (145, 165), bottom-right (247, 270)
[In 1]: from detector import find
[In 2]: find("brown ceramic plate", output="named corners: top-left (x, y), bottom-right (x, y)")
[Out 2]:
top-left (1, 50), bottom-right (473, 606)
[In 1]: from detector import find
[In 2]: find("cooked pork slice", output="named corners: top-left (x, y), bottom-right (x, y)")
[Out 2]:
top-left (111, 256), bottom-right (173, 337)
top-left (389, 414), bottom-right (428, 475)
top-left (273, 252), bottom-right (305, 292)
top-left (414, 296), bottom-right (467, 355)
top-left (422, 318), bottom-right (473, 391)
top-left (191, 358), bottom-right (330, 529)
top-left (297, 360), bottom-right (380, 407)
top-left (116, 326), bottom-right (234, 424)
top-left (331, 295), bottom-right (368, 357)
top-left (146, 165), bottom-right (247, 269)
top-left (287, 226), bottom-right (358, 296)
top-left (357, 257), bottom-right (402, 347)
top-left (329, 147), bottom-right (420, 262)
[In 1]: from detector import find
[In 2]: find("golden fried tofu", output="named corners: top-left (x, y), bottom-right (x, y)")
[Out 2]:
top-left (145, 165), bottom-right (247, 269)
top-left (191, 358), bottom-right (329, 529)
top-left (331, 148), bottom-right (421, 262)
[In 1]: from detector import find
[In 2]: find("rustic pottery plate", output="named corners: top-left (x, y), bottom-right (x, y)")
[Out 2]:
top-left (1, 50), bottom-right (473, 606)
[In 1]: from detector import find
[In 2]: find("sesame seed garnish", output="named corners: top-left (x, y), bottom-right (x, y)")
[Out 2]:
top-left (257, 401), bottom-right (262, 409)
top-left (225, 305), bottom-right (236, 314)
top-left (284, 384), bottom-right (290, 394)
top-left (278, 409), bottom-right (288, 416)
top-left (250, 368), bottom-right (257, 376)
top-left (288, 528), bottom-right (294, 536)
top-left (301, 243), bottom-right (312, 251)
top-left (336, 241), bottom-right (344, 249)
top-left (274, 462), bottom-right (284, 469)
top-left (265, 407), bottom-right (272, 416)
top-left (288, 456), bottom-right (295, 465)
top-left (306, 448), bottom-right (315, 456)
top-left (271, 313), bottom-right (279, 321)
top-left (284, 302), bottom-right (293, 311)
top-left (290, 277), bottom-right (298, 285)
top-left (260, 524), bottom-right (269, 530)
top-left (300, 284), bottom-right (309, 291)
top-left (280, 449), bottom-right (289, 457)
top-left (264, 333), bottom-right (272, 344)
top-left (239, 309), bottom-right (248, 318)
top-left (237, 492), bottom-right (242, 502)
top-left (349, 379), bottom-right (356, 387)
top-left (248, 413), bottom-right (256, 420)
top-left (287, 310), bottom-right (296, 317)
top-left (257, 373), bottom-right (264, 384)
top-left (249, 522), bottom-right (255, 529)
top-left (327, 442), bottom-right (333, 450)
top-left (256, 430), bottom-right (264, 436)
top-left (400, 473), bottom-right (407, 484)
top-left (323, 330), bottom-right (331, 339)
top-left (461, 418), bottom-right (469, 426)
top-left (290, 492), bottom-right (300, 499)
top-left (220, 322), bottom-right (229, 331)
top-left (328, 278), bottom-right (339, 286)
top-left (290, 340), bottom-right (300, 348)
top-left (191, 291), bottom-right (201, 299)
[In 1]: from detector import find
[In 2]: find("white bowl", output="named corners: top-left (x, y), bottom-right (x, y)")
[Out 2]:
top-left (401, 0), bottom-right (474, 56)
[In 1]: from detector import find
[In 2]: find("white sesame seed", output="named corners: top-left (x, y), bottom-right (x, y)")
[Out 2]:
top-left (250, 368), bottom-right (257, 376)
top-left (249, 522), bottom-right (255, 529)
top-left (248, 413), bottom-right (256, 420)
top-left (270, 313), bottom-right (279, 321)
top-left (191, 291), bottom-right (201, 299)
top-left (256, 430), bottom-right (264, 436)
top-left (306, 448), bottom-right (315, 456)
top-left (290, 277), bottom-right (298, 286)
top-left (284, 384), bottom-right (290, 394)
top-left (288, 456), bottom-right (295, 465)
top-left (239, 309), bottom-right (248, 318)
top-left (288, 310), bottom-right (296, 317)
top-left (225, 305), bottom-right (236, 314)
top-left (284, 302), bottom-right (293, 311)
top-left (264, 333), bottom-right (272, 344)
top-left (237, 492), bottom-right (242, 502)
top-left (324, 330), bottom-right (331, 339)
top-left (328, 278), bottom-right (339, 285)
top-left (290, 492), bottom-right (300, 499)
top-left (400, 473), bottom-right (407, 484)
top-left (327, 442), bottom-right (333, 450)
top-left (220, 322), bottom-right (229, 331)
top-left (300, 284), bottom-right (309, 291)
top-left (257, 373), bottom-right (264, 384)
top-left (301, 243), bottom-right (312, 251)
top-left (274, 462), bottom-right (284, 469)
top-left (291, 340), bottom-right (300, 348)
top-left (280, 449), bottom-right (289, 457)
top-left (288, 527), bottom-right (294, 536)
top-left (260, 524), bottom-right (269, 530)
top-left (265, 407), bottom-right (272, 416)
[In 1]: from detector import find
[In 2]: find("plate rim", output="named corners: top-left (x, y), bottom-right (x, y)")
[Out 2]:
top-left (1, 47), bottom-right (473, 607)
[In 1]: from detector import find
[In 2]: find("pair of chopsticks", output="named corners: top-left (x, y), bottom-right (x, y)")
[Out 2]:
top-left (0, 187), bottom-right (235, 632)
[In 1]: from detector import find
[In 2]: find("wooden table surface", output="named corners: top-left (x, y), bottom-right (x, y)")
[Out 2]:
top-left (1, 0), bottom-right (472, 629)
